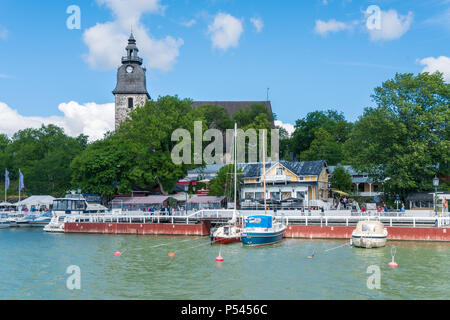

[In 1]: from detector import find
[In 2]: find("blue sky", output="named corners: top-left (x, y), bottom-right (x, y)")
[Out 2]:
top-left (0, 0), bottom-right (449, 139)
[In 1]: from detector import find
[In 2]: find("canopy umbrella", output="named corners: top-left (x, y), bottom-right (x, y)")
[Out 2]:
top-left (331, 189), bottom-right (350, 196)
top-left (281, 197), bottom-right (303, 202)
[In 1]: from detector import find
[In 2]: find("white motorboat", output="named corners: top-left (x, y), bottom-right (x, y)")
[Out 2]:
top-left (6, 212), bottom-right (26, 227)
top-left (29, 211), bottom-right (52, 227)
top-left (351, 220), bottom-right (388, 248)
top-left (0, 213), bottom-right (10, 229)
top-left (44, 215), bottom-right (66, 233)
top-left (44, 192), bottom-right (107, 232)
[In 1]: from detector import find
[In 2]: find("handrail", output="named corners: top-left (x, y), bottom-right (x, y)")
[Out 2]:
top-left (63, 212), bottom-right (450, 228)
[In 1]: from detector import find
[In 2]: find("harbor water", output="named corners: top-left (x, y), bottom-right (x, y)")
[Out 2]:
top-left (0, 228), bottom-right (449, 300)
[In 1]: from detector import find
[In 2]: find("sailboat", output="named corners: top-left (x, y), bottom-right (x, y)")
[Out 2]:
top-left (212, 123), bottom-right (242, 244)
top-left (240, 130), bottom-right (287, 246)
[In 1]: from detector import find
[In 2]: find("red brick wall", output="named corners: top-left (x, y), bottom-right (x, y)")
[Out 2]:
top-left (285, 225), bottom-right (450, 241)
top-left (65, 221), bottom-right (211, 236)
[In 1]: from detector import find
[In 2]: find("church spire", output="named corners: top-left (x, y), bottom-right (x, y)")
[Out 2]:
top-left (122, 33), bottom-right (143, 65)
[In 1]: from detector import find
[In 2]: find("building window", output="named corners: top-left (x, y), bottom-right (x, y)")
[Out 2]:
top-left (255, 192), bottom-right (264, 200)
top-left (270, 192), bottom-right (280, 200)
top-left (296, 191), bottom-right (305, 199)
top-left (358, 184), bottom-right (365, 192)
top-left (128, 97), bottom-right (134, 108)
top-left (245, 192), bottom-right (255, 199)
top-left (282, 192), bottom-right (292, 200)
top-left (276, 168), bottom-right (283, 175)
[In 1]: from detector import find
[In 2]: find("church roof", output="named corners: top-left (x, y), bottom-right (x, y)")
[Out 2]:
top-left (192, 101), bottom-right (273, 118)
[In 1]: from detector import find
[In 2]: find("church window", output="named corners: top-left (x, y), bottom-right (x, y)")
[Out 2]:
top-left (128, 97), bottom-right (134, 108)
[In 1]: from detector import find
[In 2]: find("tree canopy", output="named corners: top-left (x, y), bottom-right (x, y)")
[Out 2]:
top-left (0, 125), bottom-right (87, 197)
top-left (344, 72), bottom-right (449, 195)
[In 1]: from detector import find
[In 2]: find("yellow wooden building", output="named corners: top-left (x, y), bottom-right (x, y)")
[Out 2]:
top-left (240, 160), bottom-right (329, 207)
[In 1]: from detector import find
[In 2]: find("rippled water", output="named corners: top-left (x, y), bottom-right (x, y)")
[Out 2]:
top-left (0, 228), bottom-right (449, 300)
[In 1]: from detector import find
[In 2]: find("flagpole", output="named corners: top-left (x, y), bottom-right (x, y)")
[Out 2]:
top-left (18, 169), bottom-right (21, 213)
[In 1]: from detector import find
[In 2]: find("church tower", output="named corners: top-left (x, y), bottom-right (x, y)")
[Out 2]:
top-left (113, 33), bottom-right (150, 130)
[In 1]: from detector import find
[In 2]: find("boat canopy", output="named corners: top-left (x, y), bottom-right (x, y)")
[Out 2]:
top-left (245, 215), bottom-right (273, 229)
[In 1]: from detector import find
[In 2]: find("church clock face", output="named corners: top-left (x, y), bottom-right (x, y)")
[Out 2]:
top-left (126, 66), bottom-right (133, 73)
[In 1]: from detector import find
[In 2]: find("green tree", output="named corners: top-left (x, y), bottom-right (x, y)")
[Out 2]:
top-left (232, 104), bottom-right (273, 130)
top-left (192, 104), bottom-right (233, 130)
top-left (72, 96), bottom-right (202, 198)
top-left (290, 110), bottom-right (352, 164)
top-left (345, 72), bottom-right (450, 197)
top-left (300, 128), bottom-right (343, 165)
top-left (329, 165), bottom-right (353, 192)
top-left (4, 125), bottom-right (87, 196)
top-left (209, 164), bottom-right (242, 202)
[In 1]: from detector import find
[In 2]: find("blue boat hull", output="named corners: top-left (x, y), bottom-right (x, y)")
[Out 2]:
top-left (241, 229), bottom-right (285, 246)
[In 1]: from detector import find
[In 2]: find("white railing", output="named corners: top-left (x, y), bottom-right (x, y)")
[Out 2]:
top-left (282, 215), bottom-right (450, 227)
top-left (265, 175), bottom-right (292, 182)
top-left (64, 210), bottom-right (450, 228)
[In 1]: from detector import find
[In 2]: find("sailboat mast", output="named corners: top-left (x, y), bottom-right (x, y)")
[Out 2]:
top-left (263, 131), bottom-right (267, 216)
top-left (234, 123), bottom-right (237, 216)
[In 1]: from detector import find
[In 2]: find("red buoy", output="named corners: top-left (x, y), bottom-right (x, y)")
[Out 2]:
top-left (388, 261), bottom-right (398, 268)
top-left (114, 252), bottom-right (122, 257)
top-left (307, 256), bottom-right (313, 259)
top-left (169, 252), bottom-right (175, 257)
top-left (216, 256), bottom-right (224, 262)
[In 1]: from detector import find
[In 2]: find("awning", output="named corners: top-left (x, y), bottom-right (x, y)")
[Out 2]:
top-left (331, 190), bottom-right (350, 196)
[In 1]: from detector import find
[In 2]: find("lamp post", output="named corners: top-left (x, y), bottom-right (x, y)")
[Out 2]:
top-left (433, 176), bottom-right (439, 216)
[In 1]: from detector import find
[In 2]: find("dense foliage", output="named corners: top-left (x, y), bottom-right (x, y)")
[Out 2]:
top-left (1, 72), bottom-right (448, 202)
top-left (208, 164), bottom-right (242, 202)
top-left (0, 125), bottom-right (87, 197)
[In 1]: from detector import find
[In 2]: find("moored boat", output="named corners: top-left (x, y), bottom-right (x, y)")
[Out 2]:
top-left (44, 192), bottom-right (107, 232)
top-left (29, 211), bottom-right (52, 228)
top-left (213, 224), bottom-right (242, 244)
top-left (212, 123), bottom-right (242, 244)
top-left (241, 215), bottom-right (286, 246)
top-left (0, 213), bottom-right (10, 229)
top-left (351, 220), bottom-right (388, 248)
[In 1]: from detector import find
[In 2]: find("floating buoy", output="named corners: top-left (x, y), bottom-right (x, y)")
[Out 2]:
top-left (169, 252), bottom-right (175, 257)
top-left (388, 261), bottom-right (398, 268)
top-left (307, 256), bottom-right (313, 259)
top-left (216, 255), bottom-right (224, 262)
top-left (388, 246), bottom-right (398, 267)
top-left (114, 252), bottom-right (122, 257)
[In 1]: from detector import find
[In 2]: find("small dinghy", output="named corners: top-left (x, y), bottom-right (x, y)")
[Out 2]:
top-left (351, 220), bottom-right (388, 248)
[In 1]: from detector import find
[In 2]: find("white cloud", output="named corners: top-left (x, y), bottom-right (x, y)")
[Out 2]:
top-left (0, 101), bottom-right (114, 142)
top-left (314, 19), bottom-right (354, 36)
top-left (368, 10), bottom-right (413, 41)
top-left (275, 120), bottom-right (295, 137)
top-left (180, 19), bottom-right (197, 27)
top-left (250, 17), bottom-right (264, 33)
top-left (208, 13), bottom-right (244, 50)
top-left (418, 56), bottom-right (450, 82)
top-left (83, 0), bottom-right (183, 71)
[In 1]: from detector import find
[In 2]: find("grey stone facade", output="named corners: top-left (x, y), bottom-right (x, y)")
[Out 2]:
top-left (114, 94), bottom-right (148, 129)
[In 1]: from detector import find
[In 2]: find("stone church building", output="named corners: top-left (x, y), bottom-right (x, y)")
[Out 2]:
top-left (113, 34), bottom-right (273, 130)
